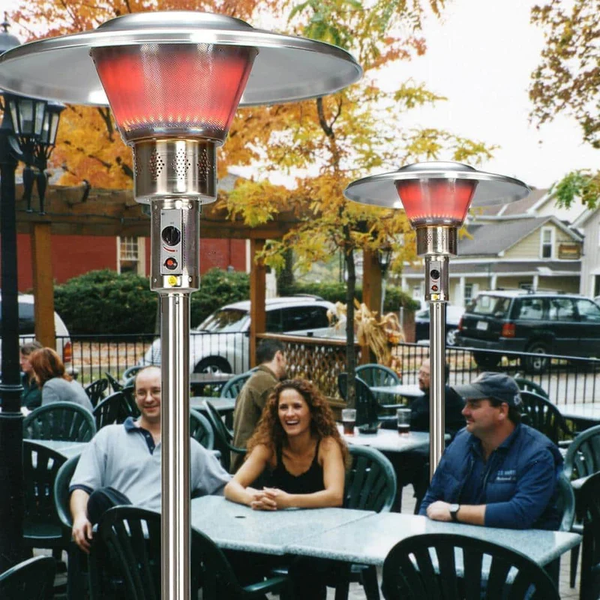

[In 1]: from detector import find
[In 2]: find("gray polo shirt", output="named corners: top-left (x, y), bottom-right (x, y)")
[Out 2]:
top-left (70, 418), bottom-right (231, 510)
top-left (42, 378), bottom-right (93, 412)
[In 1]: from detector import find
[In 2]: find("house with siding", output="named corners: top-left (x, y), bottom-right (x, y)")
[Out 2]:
top-left (400, 189), bottom-right (585, 306)
top-left (573, 206), bottom-right (600, 299)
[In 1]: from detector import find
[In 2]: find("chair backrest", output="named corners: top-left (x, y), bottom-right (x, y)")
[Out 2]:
top-left (515, 377), bottom-right (549, 399)
top-left (120, 386), bottom-right (141, 420)
top-left (123, 365), bottom-right (143, 380)
top-left (220, 372), bottom-right (252, 399)
top-left (204, 401), bottom-right (245, 472)
top-left (23, 402), bottom-right (97, 442)
top-left (563, 423), bottom-right (600, 481)
top-left (54, 454), bottom-right (81, 530)
top-left (519, 391), bottom-right (572, 445)
top-left (93, 391), bottom-right (126, 430)
top-left (338, 373), bottom-right (379, 427)
top-left (97, 506), bottom-right (252, 600)
top-left (84, 378), bottom-right (109, 407)
top-left (556, 471), bottom-right (576, 532)
top-left (382, 533), bottom-right (560, 600)
top-left (22, 440), bottom-right (68, 541)
top-left (190, 409), bottom-right (215, 450)
top-left (0, 555), bottom-right (56, 599)
top-left (104, 371), bottom-right (123, 392)
top-left (579, 471), bottom-right (600, 600)
top-left (344, 445), bottom-right (397, 513)
top-left (356, 364), bottom-right (401, 387)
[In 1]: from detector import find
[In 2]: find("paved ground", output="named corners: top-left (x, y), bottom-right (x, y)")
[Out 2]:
top-left (48, 484), bottom-right (580, 599)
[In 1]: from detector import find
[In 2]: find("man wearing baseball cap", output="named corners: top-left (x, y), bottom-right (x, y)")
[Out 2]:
top-left (419, 372), bottom-right (563, 530)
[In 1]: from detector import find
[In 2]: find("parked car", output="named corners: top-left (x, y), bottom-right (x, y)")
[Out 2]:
top-left (140, 296), bottom-right (335, 374)
top-left (0, 293), bottom-right (72, 368)
top-left (456, 290), bottom-right (600, 373)
top-left (414, 304), bottom-right (465, 346)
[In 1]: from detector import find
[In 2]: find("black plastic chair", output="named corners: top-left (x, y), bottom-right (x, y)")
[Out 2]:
top-left (220, 371), bottom-right (252, 398)
top-left (84, 378), bottom-right (109, 408)
top-left (96, 506), bottom-right (291, 599)
top-left (382, 533), bottom-right (560, 600)
top-left (0, 555), bottom-right (56, 600)
top-left (93, 391), bottom-right (126, 430)
top-left (564, 424), bottom-right (600, 587)
top-left (104, 371), bottom-right (123, 393)
top-left (190, 408), bottom-right (215, 450)
top-left (337, 373), bottom-right (380, 427)
top-left (335, 445), bottom-right (397, 600)
top-left (23, 402), bottom-right (97, 442)
top-left (579, 472), bottom-right (600, 600)
top-left (519, 391), bottom-right (574, 446)
top-left (205, 400), bottom-right (246, 472)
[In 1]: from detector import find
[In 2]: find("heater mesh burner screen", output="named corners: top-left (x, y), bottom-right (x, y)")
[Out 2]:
top-left (395, 178), bottom-right (478, 226)
top-left (91, 43), bottom-right (257, 143)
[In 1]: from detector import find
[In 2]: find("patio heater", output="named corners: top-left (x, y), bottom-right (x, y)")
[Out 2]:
top-left (344, 161), bottom-right (529, 475)
top-left (0, 12), bottom-right (361, 598)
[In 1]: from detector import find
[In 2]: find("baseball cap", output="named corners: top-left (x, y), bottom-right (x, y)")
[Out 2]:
top-left (454, 372), bottom-right (522, 407)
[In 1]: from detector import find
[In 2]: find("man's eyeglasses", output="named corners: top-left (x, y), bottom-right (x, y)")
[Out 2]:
top-left (135, 388), bottom-right (161, 400)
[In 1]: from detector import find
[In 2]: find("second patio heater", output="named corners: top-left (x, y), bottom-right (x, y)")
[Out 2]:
top-left (0, 12), bottom-right (361, 599)
top-left (344, 161), bottom-right (529, 475)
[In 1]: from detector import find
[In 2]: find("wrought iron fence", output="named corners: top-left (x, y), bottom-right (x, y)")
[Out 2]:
top-left (60, 333), bottom-right (600, 405)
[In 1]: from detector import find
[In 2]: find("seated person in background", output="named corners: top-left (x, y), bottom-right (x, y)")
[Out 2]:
top-left (231, 339), bottom-right (288, 472)
top-left (70, 366), bottom-right (231, 554)
top-left (20, 340), bottom-right (43, 411)
top-left (225, 378), bottom-right (348, 599)
top-left (419, 372), bottom-right (563, 530)
top-left (412, 358), bottom-right (465, 438)
top-left (389, 358), bottom-right (465, 512)
top-left (29, 347), bottom-right (93, 412)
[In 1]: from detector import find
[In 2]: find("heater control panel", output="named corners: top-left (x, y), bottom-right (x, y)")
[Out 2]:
top-left (160, 209), bottom-right (183, 275)
top-left (425, 258), bottom-right (449, 301)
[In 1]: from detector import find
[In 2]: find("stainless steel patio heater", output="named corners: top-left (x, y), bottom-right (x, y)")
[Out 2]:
top-left (344, 161), bottom-right (529, 475)
top-left (0, 12), bottom-right (361, 598)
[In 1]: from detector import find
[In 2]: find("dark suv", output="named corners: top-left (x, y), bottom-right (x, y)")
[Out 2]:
top-left (456, 291), bottom-right (600, 373)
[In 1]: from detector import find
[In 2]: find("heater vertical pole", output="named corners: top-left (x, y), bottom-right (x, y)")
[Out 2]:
top-left (429, 299), bottom-right (446, 477)
top-left (161, 292), bottom-right (191, 600)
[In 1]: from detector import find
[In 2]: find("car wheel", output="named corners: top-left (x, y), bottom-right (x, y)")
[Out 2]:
top-left (446, 328), bottom-right (458, 347)
top-left (473, 352), bottom-right (501, 369)
top-left (521, 342), bottom-right (550, 374)
top-left (193, 357), bottom-right (232, 374)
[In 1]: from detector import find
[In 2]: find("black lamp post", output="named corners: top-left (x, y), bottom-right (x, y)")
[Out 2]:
top-left (377, 245), bottom-right (393, 314)
top-left (0, 17), bottom-right (63, 571)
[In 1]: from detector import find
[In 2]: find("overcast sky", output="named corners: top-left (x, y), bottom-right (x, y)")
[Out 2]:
top-left (1, 0), bottom-right (597, 192)
top-left (388, 0), bottom-right (599, 191)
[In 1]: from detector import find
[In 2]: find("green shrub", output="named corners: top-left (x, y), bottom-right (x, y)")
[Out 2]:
top-left (54, 268), bottom-right (250, 335)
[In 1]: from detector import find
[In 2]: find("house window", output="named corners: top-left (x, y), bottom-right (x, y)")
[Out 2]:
top-left (118, 236), bottom-right (145, 275)
top-left (464, 283), bottom-right (474, 304)
top-left (541, 228), bottom-right (553, 259)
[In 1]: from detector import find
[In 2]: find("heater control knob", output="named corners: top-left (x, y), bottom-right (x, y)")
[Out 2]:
top-left (162, 226), bottom-right (181, 246)
top-left (164, 257), bottom-right (178, 270)
top-left (430, 269), bottom-right (440, 280)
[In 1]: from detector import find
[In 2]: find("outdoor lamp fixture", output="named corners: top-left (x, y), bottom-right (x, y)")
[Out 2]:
top-left (377, 245), bottom-right (393, 314)
top-left (345, 161), bottom-right (529, 474)
top-left (0, 11), bottom-right (362, 598)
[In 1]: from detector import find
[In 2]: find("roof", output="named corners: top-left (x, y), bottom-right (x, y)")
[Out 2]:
top-left (472, 188), bottom-right (548, 218)
top-left (402, 260), bottom-right (581, 276)
top-left (457, 216), bottom-right (581, 256)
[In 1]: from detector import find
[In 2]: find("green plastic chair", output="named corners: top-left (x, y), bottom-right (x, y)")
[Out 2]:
top-left (337, 373), bottom-right (380, 427)
top-left (519, 391), bottom-right (573, 446)
top-left (220, 371), bottom-right (252, 398)
top-left (579, 472), bottom-right (600, 600)
top-left (356, 364), bottom-right (401, 389)
top-left (515, 377), bottom-right (549, 398)
top-left (96, 506), bottom-right (291, 600)
top-left (0, 555), bottom-right (56, 600)
top-left (382, 533), bottom-right (560, 600)
top-left (23, 402), bottom-right (97, 442)
top-left (84, 378), bottom-right (109, 408)
top-left (93, 391), bottom-right (126, 430)
top-left (190, 408), bottom-right (215, 450)
top-left (204, 400), bottom-right (246, 472)
top-left (104, 371), bottom-right (123, 393)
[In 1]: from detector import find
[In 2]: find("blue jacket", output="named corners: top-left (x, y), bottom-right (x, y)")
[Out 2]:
top-left (419, 423), bottom-right (563, 530)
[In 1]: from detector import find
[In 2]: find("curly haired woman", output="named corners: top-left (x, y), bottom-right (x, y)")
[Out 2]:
top-left (225, 378), bottom-right (349, 510)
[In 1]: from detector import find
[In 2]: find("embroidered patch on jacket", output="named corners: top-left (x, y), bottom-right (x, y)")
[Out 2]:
top-left (495, 469), bottom-right (517, 482)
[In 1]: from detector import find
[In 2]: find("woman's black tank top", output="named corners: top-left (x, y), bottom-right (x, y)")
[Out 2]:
top-left (266, 440), bottom-right (324, 494)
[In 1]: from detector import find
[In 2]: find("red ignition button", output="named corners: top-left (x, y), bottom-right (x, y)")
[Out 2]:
top-left (165, 257), bottom-right (178, 270)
